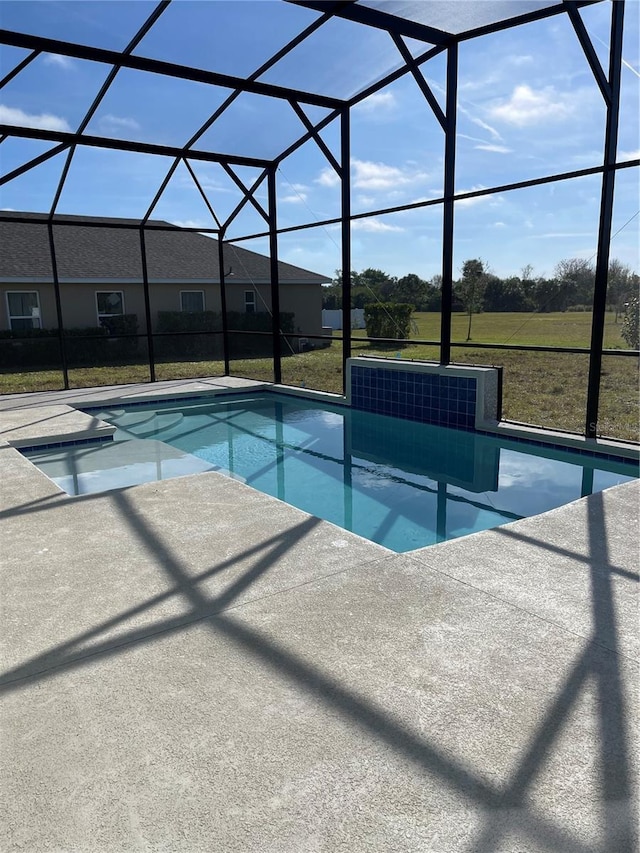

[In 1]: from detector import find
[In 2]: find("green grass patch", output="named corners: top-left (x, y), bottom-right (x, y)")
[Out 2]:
top-left (1, 312), bottom-right (637, 441)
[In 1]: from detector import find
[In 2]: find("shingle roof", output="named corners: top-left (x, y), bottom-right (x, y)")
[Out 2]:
top-left (0, 212), bottom-right (330, 284)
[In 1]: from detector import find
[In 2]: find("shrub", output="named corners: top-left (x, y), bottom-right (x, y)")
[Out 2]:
top-left (0, 317), bottom-right (141, 368)
top-left (156, 311), bottom-right (221, 334)
top-left (97, 313), bottom-right (139, 359)
top-left (99, 314), bottom-right (138, 336)
top-left (363, 303), bottom-right (413, 343)
top-left (155, 311), bottom-right (222, 359)
top-left (0, 328), bottom-right (61, 368)
top-left (154, 311), bottom-right (294, 360)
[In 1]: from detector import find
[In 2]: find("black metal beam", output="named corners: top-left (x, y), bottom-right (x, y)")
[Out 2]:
top-left (0, 123), bottom-right (271, 168)
top-left (340, 107), bottom-right (351, 393)
top-left (0, 28), bottom-right (345, 108)
top-left (439, 43), bottom-right (457, 366)
top-left (273, 107), bottom-right (341, 166)
top-left (269, 41), bottom-right (443, 167)
top-left (585, 0), bottom-right (625, 438)
top-left (183, 158), bottom-right (222, 229)
top-left (347, 43), bottom-right (445, 110)
top-left (565, 1), bottom-right (611, 104)
top-left (139, 226), bottom-right (156, 383)
top-left (457, 0), bottom-right (602, 43)
top-left (221, 164), bottom-right (269, 225)
top-left (390, 33), bottom-right (446, 130)
top-left (145, 6), bottom-right (345, 244)
top-left (218, 235), bottom-right (231, 375)
top-left (313, 334), bottom-right (639, 358)
top-left (49, 142), bottom-right (76, 217)
top-left (225, 159), bottom-right (639, 245)
top-left (288, 100), bottom-right (342, 175)
top-left (0, 48), bottom-right (40, 89)
top-left (0, 142), bottom-right (69, 186)
top-left (142, 158), bottom-right (181, 224)
top-left (183, 4), bottom-right (346, 154)
top-left (46, 222), bottom-right (69, 390)
top-left (267, 168), bottom-right (282, 384)
top-left (222, 169), bottom-right (269, 233)
top-left (288, 0), bottom-right (451, 46)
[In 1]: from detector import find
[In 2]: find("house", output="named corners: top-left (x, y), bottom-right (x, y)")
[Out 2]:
top-left (0, 212), bottom-right (330, 344)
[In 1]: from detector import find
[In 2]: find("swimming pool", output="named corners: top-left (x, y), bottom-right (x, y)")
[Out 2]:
top-left (24, 393), bottom-right (638, 553)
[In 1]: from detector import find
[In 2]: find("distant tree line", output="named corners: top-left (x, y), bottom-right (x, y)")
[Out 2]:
top-left (324, 259), bottom-right (638, 321)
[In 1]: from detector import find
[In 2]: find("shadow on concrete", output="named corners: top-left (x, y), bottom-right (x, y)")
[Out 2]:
top-left (0, 487), bottom-right (636, 853)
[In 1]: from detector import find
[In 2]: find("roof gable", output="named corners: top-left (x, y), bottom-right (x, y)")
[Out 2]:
top-left (0, 212), bottom-right (330, 284)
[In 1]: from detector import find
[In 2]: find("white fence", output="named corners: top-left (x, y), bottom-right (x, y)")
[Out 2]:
top-left (321, 308), bottom-right (366, 331)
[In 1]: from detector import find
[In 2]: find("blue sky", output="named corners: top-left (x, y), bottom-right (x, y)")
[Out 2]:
top-left (0, 0), bottom-right (638, 282)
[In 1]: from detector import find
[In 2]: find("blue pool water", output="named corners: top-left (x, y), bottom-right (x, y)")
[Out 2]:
top-left (24, 393), bottom-right (638, 553)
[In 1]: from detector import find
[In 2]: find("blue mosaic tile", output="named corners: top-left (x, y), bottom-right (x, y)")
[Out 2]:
top-left (475, 428), bottom-right (639, 466)
top-left (351, 364), bottom-right (478, 430)
top-left (19, 434), bottom-right (114, 454)
top-left (82, 394), bottom-right (212, 413)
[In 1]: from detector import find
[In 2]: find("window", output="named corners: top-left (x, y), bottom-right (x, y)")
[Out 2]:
top-left (245, 290), bottom-right (256, 314)
top-left (180, 291), bottom-right (205, 312)
top-left (6, 291), bottom-right (41, 331)
top-left (96, 291), bottom-right (124, 326)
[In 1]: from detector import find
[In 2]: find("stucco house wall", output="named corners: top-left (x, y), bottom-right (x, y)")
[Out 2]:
top-left (0, 281), bottom-right (324, 338)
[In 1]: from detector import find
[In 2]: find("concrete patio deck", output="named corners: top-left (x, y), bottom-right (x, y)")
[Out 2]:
top-left (0, 378), bottom-right (638, 852)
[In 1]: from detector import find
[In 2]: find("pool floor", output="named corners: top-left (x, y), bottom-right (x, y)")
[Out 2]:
top-left (24, 393), bottom-right (638, 553)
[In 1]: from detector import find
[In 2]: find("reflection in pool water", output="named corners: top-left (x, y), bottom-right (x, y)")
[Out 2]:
top-left (24, 394), bottom-right (638, 553)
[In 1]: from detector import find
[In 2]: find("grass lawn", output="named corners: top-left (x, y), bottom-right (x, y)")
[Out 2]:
top-left (1, 311), bottom-right (637, 441)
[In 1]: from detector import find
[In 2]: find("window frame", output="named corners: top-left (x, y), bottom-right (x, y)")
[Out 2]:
top-left (95, 290), bottom-right (125, 327)
top-left (180, 290), bottom-right (205, 313)
top-left (6, 290), bottom-right (41, 331)
top-left (244, 290), bottom-right (256, 314)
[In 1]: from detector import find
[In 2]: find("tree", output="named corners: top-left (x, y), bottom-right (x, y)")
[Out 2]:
top-left (621, 295), bottom-right (639, 349)
top-left (607, 259), bottom-right (635, 323)
top-left (531, 277), bottom-right (564, 312)
top-left (394, 273), bottom-right (430, 309)
top-left (457, 259), bottom-right (487, 340)
top-left (483, 275), bottom-right (534, 312)
top-left (554, 258), bottom-right (594, 309)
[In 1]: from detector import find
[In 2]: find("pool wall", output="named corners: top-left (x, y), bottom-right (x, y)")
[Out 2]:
top-left (346, 357), bottom-right (500, 430)
top-left (5, 372), bottom-right (638, 466)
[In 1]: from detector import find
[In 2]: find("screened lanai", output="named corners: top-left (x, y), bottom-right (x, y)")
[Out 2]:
top-left (0, 0), bottom-right (638, 441)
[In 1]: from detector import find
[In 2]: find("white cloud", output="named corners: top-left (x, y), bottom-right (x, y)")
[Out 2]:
top-left (489, 85), bottom-right (573, 126)
top-left (492, 221), bottom-right (507, 228)
top-left (99, 114), bottom-right (141, 134)
top-left (352, 158), bottom-right (428, 190)
top-left (474, 143), bottom-right (513, 154)
top-left (458, 104), bottom-right (504, 142)
top-left (43, 54), bottom-right (75, 70)
top-left (456, 185), bottom-right (501, 208)
top-left (169, 219), bottom-right (215, 230)
top-left (318, 158), bottom-right (429, 193)
top-left (459, 74), bottom-right (501, 94)
top-left (0, 103), bottom-right (71, 132)
top-left (280, 193), bottom-right (307, 204)
top-left (351, 218), bottom-right (404, 233)
top-left (316, 168), bottom-right (340, 188)
top-left (354, 91), bottom-right (396, 113)
top-left (619, 149), bottom-right (640, 161)
top-left (530, 232), bottom-right (593, 239)
top-left (509, 54), bottom-right (534, 66)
